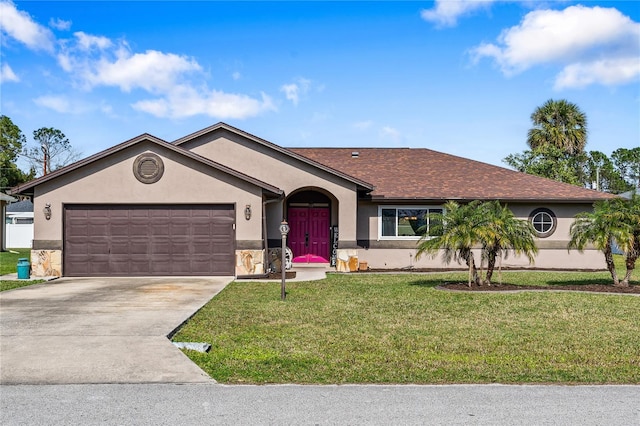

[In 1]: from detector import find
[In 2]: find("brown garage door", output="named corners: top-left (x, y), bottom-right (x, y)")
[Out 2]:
top-left (64, 205), bottom-right (235, 276)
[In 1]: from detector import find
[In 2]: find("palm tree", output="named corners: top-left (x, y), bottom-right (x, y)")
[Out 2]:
top-left (569, 200), bottom-right (634, 287)
top-left (618, 194), bottom-right (640, 286)
top-left (528, 99), bottom-right (587, 155)
top-left (479, 201), bottom-right (538, 285)
top-left (416, 201), bottom-right (483, 287)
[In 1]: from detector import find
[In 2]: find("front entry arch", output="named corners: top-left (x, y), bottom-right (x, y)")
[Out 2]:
top-left (287, 190), bottom-right (332, 263)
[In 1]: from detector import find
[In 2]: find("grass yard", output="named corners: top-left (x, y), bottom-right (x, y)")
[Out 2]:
top-left (0, 249), bottom-right (45, 291)
top-left (173, 268), bottom-right (640, 385)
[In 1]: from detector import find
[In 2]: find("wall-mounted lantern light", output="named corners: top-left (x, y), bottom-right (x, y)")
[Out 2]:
top-left (244, 204), bottom-right (252, 221)
top-left (279, 220), bottom-right (290, 301)
top-left (43, 203), bottom-right (52, 221)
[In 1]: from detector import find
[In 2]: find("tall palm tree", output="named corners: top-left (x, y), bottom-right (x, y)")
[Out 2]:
top-left (416, 201), bottom-right (484, 287)
top-left (569, 200), bottom-right (634, 287)
top-left (479, 201), bottom-right (538, 285)
top-left (528, 99), bottom-right (588, 155)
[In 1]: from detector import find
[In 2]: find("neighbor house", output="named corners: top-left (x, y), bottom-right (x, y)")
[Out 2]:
top-left (1, 193), bottom-right (17, 252)
top-left (5, 199), bottom-right (34, 249)
top-left (9, 123), bottom-right (614, 278)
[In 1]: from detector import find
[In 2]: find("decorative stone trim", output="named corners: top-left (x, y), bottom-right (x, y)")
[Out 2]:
top-left (30, 249), bottom-right (62, 277)
top-left (236, 249), bottom-right (265, 276)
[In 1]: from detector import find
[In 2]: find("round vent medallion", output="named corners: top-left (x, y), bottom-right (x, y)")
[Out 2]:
top-left (133, 153), bottom-right (164, 184)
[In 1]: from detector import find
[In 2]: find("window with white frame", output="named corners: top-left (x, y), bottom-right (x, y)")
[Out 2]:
top-left (379, 206), bottom-right (443, 239)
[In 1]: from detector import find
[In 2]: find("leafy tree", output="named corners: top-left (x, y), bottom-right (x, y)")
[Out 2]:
top-left (0, 115), bottom-right (33, 191)
top-left (23, 127), bottom-right (80, 176)
top-left (611, 147), bottom-right (640, 190)
top-left (479, 201), bottom-right (538, 286)
top-left (416, 200), bottom-right (482, 287)
top-left (528, 99), bottom-right (587, 155)
top-left (504, 144), bottom-right (586, 186)
top-left (583, 151), bottom-right (633, 194)
top-left (569, 199), bottom-right (636, 287)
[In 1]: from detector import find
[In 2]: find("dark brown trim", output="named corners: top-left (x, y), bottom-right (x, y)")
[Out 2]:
top-left (236, 240), bottom-right (263, 250)
top-left (32, 240), bottom-right (63, 250)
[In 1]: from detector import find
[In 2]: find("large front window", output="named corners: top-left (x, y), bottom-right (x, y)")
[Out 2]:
top-left (379, 206), bottom-right (443, 239)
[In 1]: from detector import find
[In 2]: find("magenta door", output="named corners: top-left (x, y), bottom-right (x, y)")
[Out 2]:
top-left (288, 207), bottom-right (330, 263)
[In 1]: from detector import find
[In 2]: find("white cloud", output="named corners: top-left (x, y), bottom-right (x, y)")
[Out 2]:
top-left (74, 31), bottom-right (112, 51)
top-left (0, 0), bottom-right (55, 52)
top-left (471, 5), bottom-right (640, 88)
top-left (280, 77), bottom-right (312, 105)
top-left (132, 85), bottom-right (276, 119)
top-left (232, 71), bottom-right (241, 80)
top-left (421, 0), bottom-right (497, 28)
top-left (380, 126), bottom-right (403, 144)
top-left (353, 120), bottom-right (373, 130)
top-left (58, 35), bottom-right (202, 93)
top-left (49, 18), bottom-right (71, 31)
top-left (33, 95), bottom-right (71, 113)
top-left (0, 63), bottom-right (19, 83)
top-left (554, 57), bottom-right (640, 89)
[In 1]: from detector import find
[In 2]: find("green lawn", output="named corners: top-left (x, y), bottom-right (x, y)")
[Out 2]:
top-left (174, 268), bottom-right (639, 385)
top-left (0, 249), bottom-right (45, 291)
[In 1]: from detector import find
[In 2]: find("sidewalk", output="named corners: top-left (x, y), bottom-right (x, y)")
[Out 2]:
top-left (235, 264), bottom-right (333, 282)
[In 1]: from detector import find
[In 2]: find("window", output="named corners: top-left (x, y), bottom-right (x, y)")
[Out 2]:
top-left (15, 217), bottom-right (34, 224)
top-left (529, 208), bottom-right (556, 238)
top-left (379, 206), bottom-right (443, 239)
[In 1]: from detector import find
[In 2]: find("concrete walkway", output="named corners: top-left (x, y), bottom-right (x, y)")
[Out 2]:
top-left (0, 276), bottom-right (232, 384)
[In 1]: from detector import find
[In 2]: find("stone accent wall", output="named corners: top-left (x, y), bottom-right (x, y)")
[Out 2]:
top-left (336, 248), bottom-right (358, 272)
top-left (235, 249), bottom-right (265, 276)
top-left (30, 249), bottom-right (62, 277)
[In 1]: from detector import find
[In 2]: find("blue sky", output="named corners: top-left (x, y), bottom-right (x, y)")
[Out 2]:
top-left (1, 1), bottom-right (638, 174)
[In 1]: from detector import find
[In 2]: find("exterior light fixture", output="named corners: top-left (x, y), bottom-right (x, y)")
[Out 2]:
top-left (43, 203), bottom-right (52, 220)
top-left (279, 220), bottom-right (290, 301)
top-left (244, 204), bottom-right (252, 221)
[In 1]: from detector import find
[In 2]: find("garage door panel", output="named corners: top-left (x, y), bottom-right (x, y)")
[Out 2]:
top-left (64, 205), bottom-right (235, 276)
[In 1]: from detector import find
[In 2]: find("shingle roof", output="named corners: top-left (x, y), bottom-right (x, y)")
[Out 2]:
top-left (289, 148), bottom-right (615, 202)
top-left (6, 200), bottom-right (33, 212)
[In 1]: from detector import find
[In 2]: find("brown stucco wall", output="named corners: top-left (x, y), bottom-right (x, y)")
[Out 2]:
top-left (355, 200), bottom-right (603, 270)
top-left (32, 141), bottom-right (265, 245)
top-left (180, 129), bottom-right (360, 243)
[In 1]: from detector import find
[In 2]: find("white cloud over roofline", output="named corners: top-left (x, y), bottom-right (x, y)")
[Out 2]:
top-left (4, 1), bottom-right (278, 120)
top-left (132, 85), bottom-right (276, 119)
top-left (421, 0), bottom-right (497, 28)
top-left (0, 0), bottom-right (55, 52)
top-left (471, 5), bottom-right (640, 88)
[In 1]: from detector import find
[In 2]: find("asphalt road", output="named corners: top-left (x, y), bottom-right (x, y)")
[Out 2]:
top-left (2, 384), bottom-right (638, 425)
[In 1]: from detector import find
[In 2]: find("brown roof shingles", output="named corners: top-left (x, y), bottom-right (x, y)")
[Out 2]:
top-left (289, 148), bottom-right (615, 202)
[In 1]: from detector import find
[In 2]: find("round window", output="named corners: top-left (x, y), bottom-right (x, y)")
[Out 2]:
top-left (529, 208), bottom-right (557, 238)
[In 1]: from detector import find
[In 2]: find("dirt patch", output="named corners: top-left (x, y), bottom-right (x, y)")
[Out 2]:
top-left (438, 282), bottom-right (640, 294)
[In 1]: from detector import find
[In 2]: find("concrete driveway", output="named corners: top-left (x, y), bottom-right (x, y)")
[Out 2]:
top-left (0, 276), bottom-right (232, 385)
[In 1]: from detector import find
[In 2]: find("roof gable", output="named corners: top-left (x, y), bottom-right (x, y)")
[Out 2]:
top-left (10, 133), bottom-right (283, 197)
top-left (174, 122), bottom-right (374, 191)
top-left (290, 148), bottom-right (615, 202)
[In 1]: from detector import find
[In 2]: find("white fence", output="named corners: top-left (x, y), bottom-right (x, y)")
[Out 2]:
top-left (6, 224), bottom-right (33, 248)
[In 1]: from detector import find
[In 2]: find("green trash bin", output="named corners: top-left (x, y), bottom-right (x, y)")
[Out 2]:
top-left (17, 258), bottom-right (30, 280)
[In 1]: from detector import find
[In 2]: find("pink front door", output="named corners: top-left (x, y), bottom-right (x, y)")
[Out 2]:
top-left (288, 207), bottom-right (330, 263)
